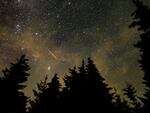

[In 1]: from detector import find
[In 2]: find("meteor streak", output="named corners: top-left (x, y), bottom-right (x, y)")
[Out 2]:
top-left (48, 49), bottom-right (58, 60)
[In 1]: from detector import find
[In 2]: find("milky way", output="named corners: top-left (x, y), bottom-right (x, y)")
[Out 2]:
top-left (0, 0), bottom-right (150, 96)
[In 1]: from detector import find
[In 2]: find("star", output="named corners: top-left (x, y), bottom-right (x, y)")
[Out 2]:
top-left (48, 66), bottom-right (51, 71)
top-left (18, 0), bottom-right (21, 3)
top-left (68, 2), bottom-right (71, 5)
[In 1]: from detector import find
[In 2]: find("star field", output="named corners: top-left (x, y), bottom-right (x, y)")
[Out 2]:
top-left (0, 0), bottom-right (150, 96)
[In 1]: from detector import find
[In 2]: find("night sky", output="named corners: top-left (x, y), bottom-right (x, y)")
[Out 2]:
top-left (0, 0), bottom-right (150, 97)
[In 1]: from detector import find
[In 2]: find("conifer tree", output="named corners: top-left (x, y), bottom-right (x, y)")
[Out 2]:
top-left (62, 58), bottom-right (115, 113)
top-left (123, 84), bottom-right (141, 113)
top-left (129, 0), bottom-right (150, 112)
top-left (0, 55), bottom-right (30, 113)
top-left (30, 74), bottom-right (61, 113)
top-left (114, 94), bottom-right (129, 113)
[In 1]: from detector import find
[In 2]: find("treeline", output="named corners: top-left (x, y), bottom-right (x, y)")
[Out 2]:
top-left (0, 0), bottom-right (150, 113)
top-left (0, 55), bottom-right (142, 113)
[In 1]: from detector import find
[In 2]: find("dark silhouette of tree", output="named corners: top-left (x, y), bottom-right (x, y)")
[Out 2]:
top-left (62, 58), bottom-right (115, 113)
top-left (123, 84), bottom-right (141, 113)
top-left (0, 55), bottom-right (30, 113)
top-left (123, 84), bottom-right (137, 102)
top-left (129, 0), bottom-right (150, 113)
top-left (30, 74), bottom-right (61, 113)
top-left (29, 75), bottom-right (48, 113)
top-left (114, 93), bottom-right (129, 113)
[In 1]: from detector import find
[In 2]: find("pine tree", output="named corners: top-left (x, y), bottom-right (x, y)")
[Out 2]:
top-left (62, 58), bottom-right (115, 113)
top-left (30, 74), bottom-right (61, 113)
top-left (114, 94), bottom-right (129, 113)
top-left (29, 75), bottom-right (48, 113)
top-left (129, 0), bottom-right (150, 112)
top-left (60, 66), bottom-right (79, 113)
top-left (85, 58), bottom-right (115, 113)
top-left (123, 84), bottom-right (141, 113)
top-left (0, 55), bottom-right (30, 113)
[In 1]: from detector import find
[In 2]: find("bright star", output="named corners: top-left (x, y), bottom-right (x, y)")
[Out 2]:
top-left (48, 66), bottom-right (51, 71)
top-left (18, 0), bottom-right (21, 2)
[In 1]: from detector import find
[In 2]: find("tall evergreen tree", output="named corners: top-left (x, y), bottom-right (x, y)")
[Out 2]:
top-left (114, 93), bottom-right (129, 113)
top-left (29, 75), bottom-right (48, 113)
top-left (0, 55), bottom-right (30, 113)
top-left (129, 0), bottom-right (150, 112)
top-left (85, 58), bottom-right (115, 112)
top-left (62, 58), bottom-right (115, 113)
top-left (30, 74), bottom-right (61, 113)
top-left (123, 84), bottom-right (141, 113)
